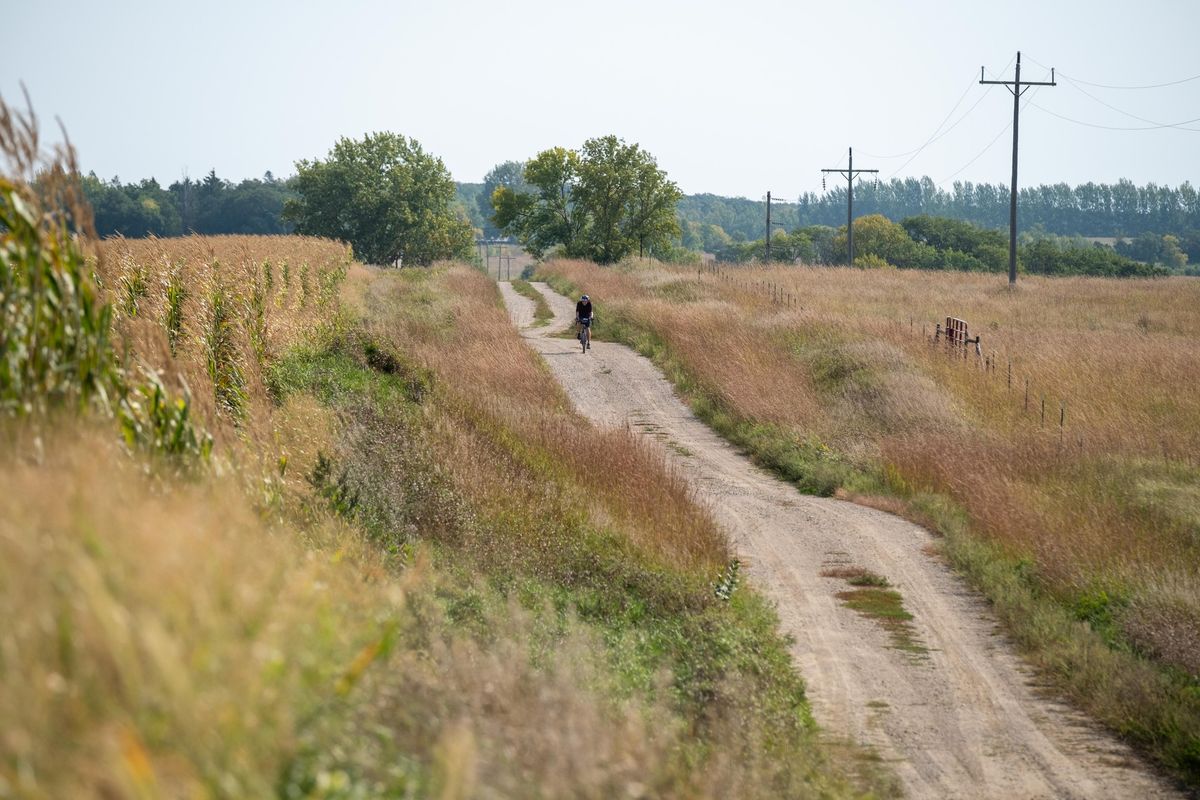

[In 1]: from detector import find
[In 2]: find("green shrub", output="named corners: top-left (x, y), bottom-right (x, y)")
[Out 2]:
top-left (852, 252), bottom-right (892, 270)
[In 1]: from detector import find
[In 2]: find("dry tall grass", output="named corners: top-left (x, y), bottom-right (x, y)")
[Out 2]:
top-left (358, 264), bottom-right (730, 576)
top-left (543, 258), bottom-right (1200, 677)
top-left (0, 423), bottom-right (752, 799)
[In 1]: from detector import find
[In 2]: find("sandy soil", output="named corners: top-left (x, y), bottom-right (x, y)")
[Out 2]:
top-left (498, 279), bottom-right (1182, 800)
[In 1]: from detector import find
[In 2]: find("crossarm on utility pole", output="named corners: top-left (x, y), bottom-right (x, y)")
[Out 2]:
top-left (821, 147), bottom-right (879, 265)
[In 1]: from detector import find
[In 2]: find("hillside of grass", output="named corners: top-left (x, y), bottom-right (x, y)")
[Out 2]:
top-left (540, 257), bottom-right (1200, 786)
top-left (0, 106), bottom-right (889, 796)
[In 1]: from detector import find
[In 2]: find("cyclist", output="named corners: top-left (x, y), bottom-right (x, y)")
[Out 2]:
top-left (575, 294), bottom-right (594, 351)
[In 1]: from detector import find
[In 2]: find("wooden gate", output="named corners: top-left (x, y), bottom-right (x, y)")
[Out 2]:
top-left (945, 317), bottom-right (968, 346)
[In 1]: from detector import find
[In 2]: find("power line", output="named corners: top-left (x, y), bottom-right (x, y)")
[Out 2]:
top-left (938, 88), bottom-right (1041, 186)
top-left (885, 90), bottom-right (993, 178)
top-left (1022, 54), bottom-right (1200, 131)
top-left (1063, 72), bottom-right (1200, 90)
top-left (1022, 57), bottom-right (1200, 90)
top-left (882, 91), bottom-right (995, 178)
top-left (1041, 76), bottom-right (1190, 131)
top-left (861, 55), bottom-right (1016, 165)
top-left (860, 74), bottom-right (979, 161)
top-left (1029, 102), bottom-right (1200, 131)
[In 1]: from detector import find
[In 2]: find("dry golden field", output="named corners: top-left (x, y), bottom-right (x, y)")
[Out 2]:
top-left (542, 257), bottom-right (1200, 775)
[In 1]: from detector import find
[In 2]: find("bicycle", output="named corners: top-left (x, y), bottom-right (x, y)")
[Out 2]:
top-left (577, 316), bottom-right (593, 353)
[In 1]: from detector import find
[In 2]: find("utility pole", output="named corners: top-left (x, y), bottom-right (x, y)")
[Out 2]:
top-left (766, 191), bottom-right (772, 263)
top-left (981, 51), bottom-right (1056, 286)
top-left (765, 191), bottom-right (790, 263)
top-left (822, 148), bottom-right (878, 265)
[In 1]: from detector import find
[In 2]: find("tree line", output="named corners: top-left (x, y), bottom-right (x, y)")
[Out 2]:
top-left (713, 214), bottom-right (1179, 277)
top-left (83, 136), bottom-right (474, 267)
top-left (82, 170), bottom-right (295, 237)
top-left (680, 178), bottom-right (1200, 244)
top-left (79, 147), bottom-right (1199, 275)
top-left (80, 133), bottom-right (685, 269)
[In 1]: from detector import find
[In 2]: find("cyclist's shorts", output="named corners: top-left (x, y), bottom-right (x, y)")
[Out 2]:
top-left (578, 317), bottom-right (592, 327)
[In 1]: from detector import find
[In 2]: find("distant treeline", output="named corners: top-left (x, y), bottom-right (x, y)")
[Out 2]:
top-left (85, 170), bottom-right (485, 242)
top-left (680, 179), bottom-right (1200, 242)
top-left (84, 168), bottom-right (1200, 272)
top-left (82, 170), bottom-right (294, 237)
top-left (716, 214), bottom-right (1185, 277)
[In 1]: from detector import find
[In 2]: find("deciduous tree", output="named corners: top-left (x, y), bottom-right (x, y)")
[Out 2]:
top-left (478, 160), bottom-right (528, 237)
top-left (492, 136), bottom-right (680, 264)
top-left (492, 147), bottom-right (582, 259)
top-left (284, 133), bottom-right (471, 266)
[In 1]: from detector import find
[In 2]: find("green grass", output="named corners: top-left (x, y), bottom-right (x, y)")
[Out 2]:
top-left (821, 567), bottom-right (927, 657)
top-left (835, 588), bottom-right (927, 657)
top-left (913, 490), bottom-right (1200, 782)
top-left (269, 337), bottom-right (429, 411)
top-left (511, 279), bottom-right (553, 326)
top-left (837, 587), bottom-right (910, 622)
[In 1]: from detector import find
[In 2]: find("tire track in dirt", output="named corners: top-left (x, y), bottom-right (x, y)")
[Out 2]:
top-left (498, 279), bottom-right (1181, 799)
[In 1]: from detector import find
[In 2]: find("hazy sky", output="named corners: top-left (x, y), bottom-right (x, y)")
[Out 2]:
top-left (5, 0), bottom-right (1198, 199)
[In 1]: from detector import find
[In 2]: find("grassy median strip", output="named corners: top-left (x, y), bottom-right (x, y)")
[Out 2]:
top-left (511, 278), bottom-right (554, 326)
top-left (822, 568), bottom-right (928, 658)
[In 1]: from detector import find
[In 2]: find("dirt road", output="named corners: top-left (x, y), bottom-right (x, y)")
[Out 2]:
top-left (498, 280), bottom-right (1180, 799)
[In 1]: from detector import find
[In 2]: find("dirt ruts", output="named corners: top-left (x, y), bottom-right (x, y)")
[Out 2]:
top-left (498, 279), bottom-right (1181, 800)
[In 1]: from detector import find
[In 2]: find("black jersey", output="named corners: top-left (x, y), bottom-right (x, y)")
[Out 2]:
top-left (576, 300), bottom-right (593, 319)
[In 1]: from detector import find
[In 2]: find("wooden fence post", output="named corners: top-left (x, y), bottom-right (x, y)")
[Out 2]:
top-left (1059, 402), bottom-right (1066, 447)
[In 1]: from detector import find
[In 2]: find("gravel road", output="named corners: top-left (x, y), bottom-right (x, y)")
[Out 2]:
top-left (498, 280), bottom-right (1182, 799)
